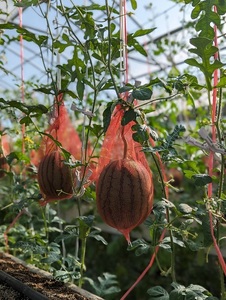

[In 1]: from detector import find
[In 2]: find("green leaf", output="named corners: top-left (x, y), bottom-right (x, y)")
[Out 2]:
top-left (14, 0), bottom-right (40, 7)
top-left (162, 236), bottom-right (185, 248)
top-left (185, 240), bottom-right (204, 251)
top-left (192, 174), bottom-right (212, 186)
top-left (6, 151), bottom-right (30, 164)
top-left (87, 124), bottom-right (103, 137)
top-left (127, 239), bottom-right (150, 256)
top-left (77, 80), bottom-right (85, 100)
top-left (103, 101), bottom-right (117, 132)
top-left (121, 108), bottom-right (138, 126)
top-left (119, 84), bottom-right (133, 93)
top-left (133, 28), bottom-right (156, 38)
top-left (147, 286), bottom-right (169, 300)
top-left (178, 203), bottom-right (193, 214)
top-left (130, 0), bottom-right (137, 10)
top-left (132, 124), bottom-right (149, 144)
top-left (86, 273), bottom-right (121, 297)
top-left (20, 116), bottom-right (32, 125)
top-left (88, 228), bottom-right (108, 245)
top-left (132, 87), bottom-right (152, 100)
top-left (216, 73), bottom-right (226, 87)
top-left (133, 42), bottom-right (148, 57)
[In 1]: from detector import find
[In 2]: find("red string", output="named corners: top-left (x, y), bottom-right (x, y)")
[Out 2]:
top-left (120, 134), bottom-right (168, 299)
top-left (120, 0), bottom-right (128, 85)
top-left (18, 4), bottom-right (25, 154)
top-left (207, 5), bottom-right (226, 275)
top-left (123, 0), bottom-right (128, 84)
top-left (120, 229), bottom-right (167, 300)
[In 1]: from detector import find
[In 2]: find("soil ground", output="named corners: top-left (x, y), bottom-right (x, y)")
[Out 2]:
top-left (0, 253), bottom-right (99, 300)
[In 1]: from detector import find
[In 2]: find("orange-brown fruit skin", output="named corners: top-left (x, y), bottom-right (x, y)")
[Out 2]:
top-left (96, 159), bottom-right (154, 233)
top-left (0, 155), bottom-right (9, 178)
top-left (37, 150), bottom-right (74, 203)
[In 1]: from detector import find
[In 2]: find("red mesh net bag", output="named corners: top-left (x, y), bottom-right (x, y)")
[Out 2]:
top-left (37, 93), bottom-right (82, 206)
top-left (96, 103), bottom-right (154, 243)
top-left (0, 132), bottom-right (11, 178)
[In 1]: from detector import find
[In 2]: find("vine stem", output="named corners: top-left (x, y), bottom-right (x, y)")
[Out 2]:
top-left (78, 235), bottom-right (87, 288)
top-left (41, 206), bottom-right (49, 257)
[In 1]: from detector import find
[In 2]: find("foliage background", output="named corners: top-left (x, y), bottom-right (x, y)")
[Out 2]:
top-left (0, 0), bottom-right (226, 299)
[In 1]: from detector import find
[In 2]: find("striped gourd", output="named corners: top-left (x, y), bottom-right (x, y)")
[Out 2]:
top-left (96, 159), bottom-right (154, 242)
top-left (37, 150), bottom-right (74, 203)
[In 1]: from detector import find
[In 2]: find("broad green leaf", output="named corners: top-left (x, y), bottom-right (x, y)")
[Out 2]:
top-left (132, 87), bottom-right (152, 100)
top-left (121, 108), bottom-right (138, 126)
top-left (20, 116), bottom-right (32, 125)
top-left (178, 203), bottom-right (193, 214)
top-left (89, 229), bottom-right (108, 245)
top-left (119, 84), bottom-right (133, 93)
top-left (162, 236), bottom-right (185, 248)
top-left (86, 273), bottom-right (121, 297)
top-left (192, 174), bottom-right (212, 186)
top-left (132, 124), bottom-right (149, 143)
top-left (185, 240), bottom-right (204, 251)
top-left (127, 239), bottom-right (150, 256)
top-left (147, 286), bottom-right (169, 300)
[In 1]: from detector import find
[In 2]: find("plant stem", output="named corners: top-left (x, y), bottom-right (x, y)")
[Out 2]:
top-left (41, 206), bottom-right (49, 260)
top-left (151, 153), bottom-right (176, 282)
top-left (78, 236), bottom-right (87, 288)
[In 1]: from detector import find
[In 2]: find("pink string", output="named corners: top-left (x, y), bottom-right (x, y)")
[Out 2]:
top-left (18, 4), bottom-right (25, 154)
top-left (207, 6), bottom-right (226, 275)
top-left (120, 229), bottom-right (167, 300)
top-left (120, 0), bottom-right (128, 84)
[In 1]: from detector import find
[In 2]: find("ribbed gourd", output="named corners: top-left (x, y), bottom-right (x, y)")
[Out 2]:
top-left (96, 158), bottom-right (154, 242)
top-left (37, 150), bottom-right (74, 204)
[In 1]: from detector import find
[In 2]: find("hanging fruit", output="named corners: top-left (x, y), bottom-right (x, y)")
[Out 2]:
top-left (32, 93), bottom-right (83, 167)
top-left (37, 93), bottom-right (80, 205)
top-left (0, 131), bottom-right (11, 178)
top-left (96, 158), bottom-right (153, 242)
top-left (38, 150), bottom-right (74, 205)
top-left (95, 104), bottom-right (154, 243)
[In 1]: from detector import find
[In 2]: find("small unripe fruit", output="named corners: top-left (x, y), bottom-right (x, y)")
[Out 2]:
top-left (38, 150), bottom-right (74, 204)
top-left (96, 159), bottom-right (154, 242)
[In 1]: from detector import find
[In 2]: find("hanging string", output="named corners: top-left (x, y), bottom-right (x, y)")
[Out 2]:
top-left (120, 2), bottom-right (169, 297)
top-left (18, 3), bottom-right (25, 154)
top-left (119, 0), bottom-right (128, 85)
top-left (120, 229), bottom-right (166, 300)
top-left (207, 5), bottom-right (226, 275)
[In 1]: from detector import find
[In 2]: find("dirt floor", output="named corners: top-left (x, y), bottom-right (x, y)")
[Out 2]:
top-left (0, 253), bottom-right (101, 300)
